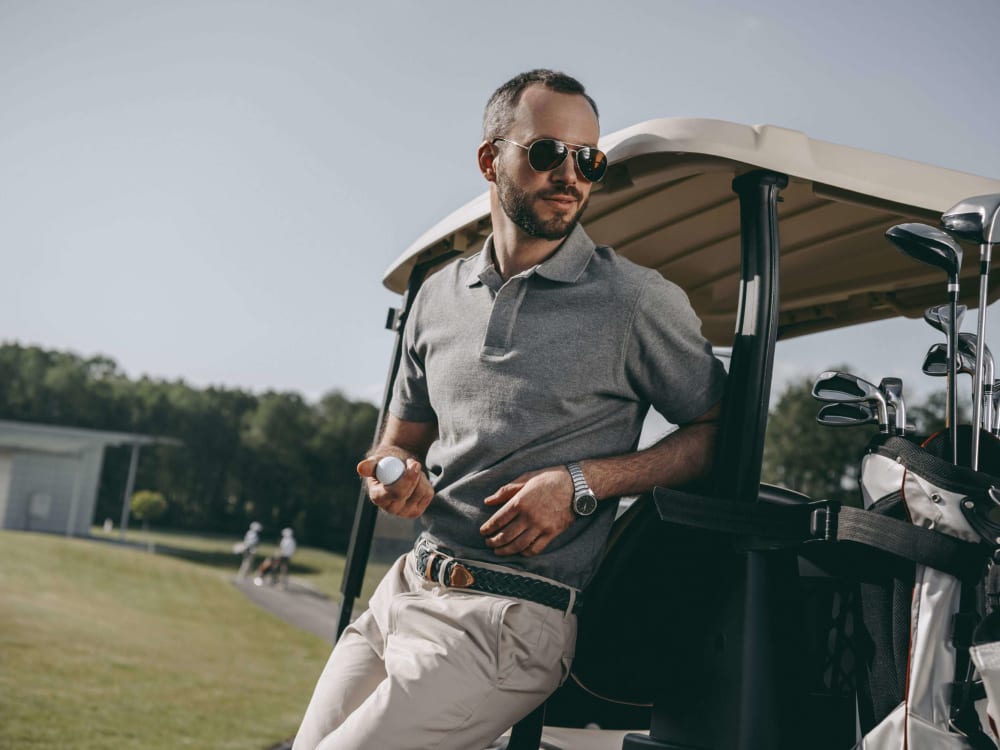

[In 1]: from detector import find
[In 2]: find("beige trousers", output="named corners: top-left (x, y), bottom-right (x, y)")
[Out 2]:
top-left (292, 551), bottom-right (577, 750)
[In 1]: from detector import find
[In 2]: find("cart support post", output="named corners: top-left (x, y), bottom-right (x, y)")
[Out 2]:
top-left (624, 170), bottom-right (789, 750)
top-left (336, 263), bottom-right (433, 639)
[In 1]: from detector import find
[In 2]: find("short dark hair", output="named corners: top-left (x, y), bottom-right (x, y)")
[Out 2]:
top-left (482, 69), bottom-right (599, 141)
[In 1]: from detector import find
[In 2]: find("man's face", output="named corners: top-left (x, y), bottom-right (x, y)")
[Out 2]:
top-left (494, 86), bottom-right (600, 241)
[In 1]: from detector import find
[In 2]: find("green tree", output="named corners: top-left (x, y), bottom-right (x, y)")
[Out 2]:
top-left (130, 490), bottom-right (168, 533)
top-left (0, 342), bottom-right (379, 550)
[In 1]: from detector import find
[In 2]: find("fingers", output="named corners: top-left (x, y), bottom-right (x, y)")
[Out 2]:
top-left (493, 531), bottom-right (546, 557)
top-left (363, 456), bottom-right (433, 518)
top-left (356, 457), bottom-right (377, 478)
top-left (483, 482), bottom-right (521, 506)
top-left (483, 518), bottom-right (530, 550)
top-left (383, 472), bottom-right (434, 518)
top-left (521, 535), bottom-right (552, 557)
top-left (480, 496), bottom-right (520, 536)
top-left (488, 521), bottom-right (555, 556)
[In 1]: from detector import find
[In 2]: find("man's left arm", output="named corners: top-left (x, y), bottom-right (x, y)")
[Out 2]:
top-left (480, 401), bottom-right (721, 557)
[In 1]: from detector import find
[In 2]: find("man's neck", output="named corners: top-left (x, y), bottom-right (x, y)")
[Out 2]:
top-left (490, 225), bottom-right (566, 281)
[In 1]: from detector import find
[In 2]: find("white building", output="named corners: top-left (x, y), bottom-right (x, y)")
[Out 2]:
top-left (0, 420), bottom-right (174, 537)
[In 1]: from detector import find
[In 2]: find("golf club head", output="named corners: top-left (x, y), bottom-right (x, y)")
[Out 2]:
top-left (958, 333), bottom-right (995, 381)
top-left (886, 223), bottom-right (964, 279)
top-left (879, 377), bottom-right (902, 400)
top-left (924, 303), bottom-right (967, 334)
top-left (941, 193), bottom-right (1000, 245)
top-left (922, 343), bottom-right (948, 376)
top-left (812, 371), bottom-right (889, 431)
top-left (816, 402), bottom-right (878, 428)
top-left (923, 342), bottom-right (976, 377)
top-left (879, 376), bottom-right (906, 434)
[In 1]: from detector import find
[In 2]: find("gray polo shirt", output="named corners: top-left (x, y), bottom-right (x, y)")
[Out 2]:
top-left (389, 224), bottom-right (726, 589)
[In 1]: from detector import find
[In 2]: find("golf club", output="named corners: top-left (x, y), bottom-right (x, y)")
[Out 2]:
top-left (924, 304), bottom-right (966, 435)
top-left (812, 371), bottom-right (890, 433)
top-left (942, 193), bottom-right (1000, 469)
top-left (879, 377), bottom-right (906, 435)
top-left (816, 402), bottom-right (879, 429)
top-left (886, 223), bottom-right (963, 463)
top-left (993, 381), bottom-right (1000, 437)
top-left (958, 332), bottom-right (995, 434)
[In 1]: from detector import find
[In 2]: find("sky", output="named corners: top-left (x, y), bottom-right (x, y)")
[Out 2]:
top-left (2, 0), bottom-right (1000, 412)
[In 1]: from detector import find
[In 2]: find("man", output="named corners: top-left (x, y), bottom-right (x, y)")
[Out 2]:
top-left (293, 69), bottom-right (726, 750)
top-left (236, 520), bottom-right (261, 579)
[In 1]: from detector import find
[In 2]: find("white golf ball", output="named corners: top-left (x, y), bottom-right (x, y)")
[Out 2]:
top-left (375, 456), bottom-right (406, 486)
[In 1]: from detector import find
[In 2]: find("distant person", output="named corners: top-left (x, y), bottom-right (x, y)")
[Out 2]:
top-left (254, 527), bottom-right (297, 588)
top-left (277, 527), bottom-right (297, 585)
top-left (236, 521), bottom-right (262, 579)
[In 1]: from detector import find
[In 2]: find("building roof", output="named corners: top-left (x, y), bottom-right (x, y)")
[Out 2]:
top-left (0, 419), bottom-right (180, 456)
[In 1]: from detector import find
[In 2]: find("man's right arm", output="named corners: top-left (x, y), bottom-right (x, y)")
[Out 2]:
top-left (356, 415), bottom-right (437, 519)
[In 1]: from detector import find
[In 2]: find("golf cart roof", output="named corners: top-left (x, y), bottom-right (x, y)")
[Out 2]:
top-left (383, 118), bottom-right (1000, 344)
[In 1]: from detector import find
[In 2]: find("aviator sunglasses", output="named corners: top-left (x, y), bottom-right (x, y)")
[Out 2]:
top-left (492, 137), bottom-right (608, 183)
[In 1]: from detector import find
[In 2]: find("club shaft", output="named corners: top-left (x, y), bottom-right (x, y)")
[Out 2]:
top-left (971, 246), bottom-right (992, 470)
top-left (983, 359), bottom-right (995, 433)
top-left (949, 288), bottom-right (960, 465)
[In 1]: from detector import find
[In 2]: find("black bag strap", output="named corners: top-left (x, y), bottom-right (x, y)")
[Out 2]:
top-left (653, 487), bottom-right (989, 581)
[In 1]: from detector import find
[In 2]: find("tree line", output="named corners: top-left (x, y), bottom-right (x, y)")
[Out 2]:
top-left (0, 343), bottom-right (379, 550)
top-left (1, 342), bottom-right (956, 548)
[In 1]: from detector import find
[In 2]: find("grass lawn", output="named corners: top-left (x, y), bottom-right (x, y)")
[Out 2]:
top-left (0, 530), bottom-right (337, 750)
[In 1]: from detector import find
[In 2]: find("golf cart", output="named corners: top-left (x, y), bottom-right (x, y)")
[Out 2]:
top-left (338, 118), bottom-right (1000, 749)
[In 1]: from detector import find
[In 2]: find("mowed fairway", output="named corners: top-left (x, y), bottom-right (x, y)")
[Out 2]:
top-left (0, 530), bottom-right (334, 750)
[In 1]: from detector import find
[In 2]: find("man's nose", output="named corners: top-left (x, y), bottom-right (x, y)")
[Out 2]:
top-left (551, 153), bottom-right (579, 184)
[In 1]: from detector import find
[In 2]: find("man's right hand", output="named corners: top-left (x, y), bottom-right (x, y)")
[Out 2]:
top-left (357, 456), bottom-right (435, 519)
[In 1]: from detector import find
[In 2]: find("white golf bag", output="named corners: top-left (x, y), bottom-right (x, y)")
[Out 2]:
top-left (853, 430), bottom-right (1000, 749)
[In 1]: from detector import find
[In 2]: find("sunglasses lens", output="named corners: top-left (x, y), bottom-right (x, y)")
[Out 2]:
top-left (576, 148), bottom-right (608, 183)
top-left (527, 139), bottom-right (568, 171)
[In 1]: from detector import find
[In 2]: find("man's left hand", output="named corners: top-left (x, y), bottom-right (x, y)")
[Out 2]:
top-left (480, 467), bottom-right (576, 557)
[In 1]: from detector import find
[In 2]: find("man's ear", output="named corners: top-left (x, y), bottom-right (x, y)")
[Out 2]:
top-left (477, 140), bottom-right (497, 182)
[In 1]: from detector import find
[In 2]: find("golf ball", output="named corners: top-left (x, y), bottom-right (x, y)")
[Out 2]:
top-left (375, 456), bottom-right (406, 486)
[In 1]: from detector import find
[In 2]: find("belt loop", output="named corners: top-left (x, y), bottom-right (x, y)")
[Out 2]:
top-left (565, 589), bottom-right (576, 619)
top-left (424, 551), bottom-right (442, 582)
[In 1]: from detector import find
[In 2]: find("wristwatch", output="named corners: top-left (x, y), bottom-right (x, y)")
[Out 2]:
top-left (566, 462), bottom-right (598, 517)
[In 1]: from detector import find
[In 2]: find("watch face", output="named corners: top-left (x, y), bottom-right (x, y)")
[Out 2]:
top-left (573, 492), bottom-right (598, 517)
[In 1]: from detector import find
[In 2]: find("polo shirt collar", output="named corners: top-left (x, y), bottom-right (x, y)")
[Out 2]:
top-left (463, 223), bottom-right (596, 288)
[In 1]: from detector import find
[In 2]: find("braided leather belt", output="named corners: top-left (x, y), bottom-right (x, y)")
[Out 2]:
top-left (413, 545), bottom-right (582, 614)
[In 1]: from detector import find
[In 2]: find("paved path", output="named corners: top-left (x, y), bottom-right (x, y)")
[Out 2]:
top-left (231, 576), bottom-right (342, 643)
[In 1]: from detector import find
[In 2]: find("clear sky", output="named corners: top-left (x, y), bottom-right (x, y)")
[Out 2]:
top-left (2, 0), bottom-right (999, 410)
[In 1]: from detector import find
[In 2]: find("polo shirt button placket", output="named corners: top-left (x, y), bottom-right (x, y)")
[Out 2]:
top-left (481, 276), bottom-right (530, 358)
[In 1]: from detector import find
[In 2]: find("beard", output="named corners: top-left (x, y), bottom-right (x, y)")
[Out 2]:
top-left (496, 169), bottom-right (589, 241)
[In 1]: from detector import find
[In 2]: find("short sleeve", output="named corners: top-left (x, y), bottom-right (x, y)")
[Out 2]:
top-left (623, 271), bottom-right (727, 425)
top-left (388, 295), bottom-right (437, 423)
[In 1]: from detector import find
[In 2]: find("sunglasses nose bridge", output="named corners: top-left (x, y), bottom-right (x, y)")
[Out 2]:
top-left (550, 148), bottom-right (579, 182)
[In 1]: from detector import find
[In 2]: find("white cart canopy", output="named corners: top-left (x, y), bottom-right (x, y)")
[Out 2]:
top-left (383, 118), bottom-right (1000, 344)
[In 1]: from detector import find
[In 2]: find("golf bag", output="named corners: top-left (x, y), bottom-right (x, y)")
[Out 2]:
top-left (652, 427), bottom-right (1000, 748)
top-left (849, 429), bottom-right (999, 749)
